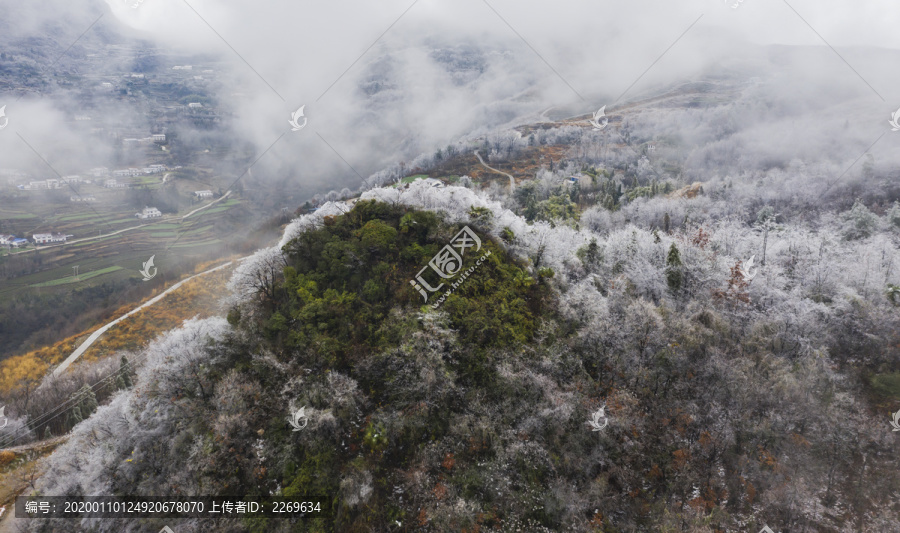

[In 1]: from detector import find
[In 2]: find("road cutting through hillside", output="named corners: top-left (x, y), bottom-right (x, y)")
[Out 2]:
top-left (182, 190), bottom-right (232, 219)
top-left (51, 260), bottom-right (235, 377)
top-left (474, 150), bottom-right (515, 191)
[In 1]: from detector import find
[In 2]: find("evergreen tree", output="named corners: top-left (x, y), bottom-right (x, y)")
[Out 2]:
top-left (666, 243), bottom-right (683, 292)
top-left (842, 199), bottom-right (877, 240)
top-left (886, 201), bottom-right (900, 229)
top-left (887, 284), bottom-right (900, 306)
top-left (663, 212), bottom-right (671, 234)
top-left (69, 406), bottom-right (82, 427)
top-left (77, 385), bottom-right (98, 417)
top-left (578, 238), bottom-right (602, 271)
top-left (120, 356), bottom-right (134, 388)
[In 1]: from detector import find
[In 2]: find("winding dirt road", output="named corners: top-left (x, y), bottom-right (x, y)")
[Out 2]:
top-left (182, 190), bottom-right (232, 219)
top-left (474, 150), bottom-right (515, 191)
top-left (51, 260), bottom-right (235, 376)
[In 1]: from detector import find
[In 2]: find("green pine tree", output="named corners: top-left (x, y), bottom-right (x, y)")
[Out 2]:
top-left (666, 243), bottom-right (683, 292)
top-left (69, 406), bottom-right (83, 426)
top-left (577, 238), bottom-right (602, 271)
top-left (120, 356), bottom-right (134, 388)
top-left (77, 385), bottom-right (98, 417)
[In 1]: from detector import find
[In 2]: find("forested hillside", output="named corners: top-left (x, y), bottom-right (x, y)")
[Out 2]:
top-left (24, 157), bottom-right (900, 530)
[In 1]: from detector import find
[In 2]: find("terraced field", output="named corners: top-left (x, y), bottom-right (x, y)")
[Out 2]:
top-left (0, 181), bottom-right (251, 359)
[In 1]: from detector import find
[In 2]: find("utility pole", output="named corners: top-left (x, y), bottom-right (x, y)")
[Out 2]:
top-left (72, 265), bottom-right (79, 281)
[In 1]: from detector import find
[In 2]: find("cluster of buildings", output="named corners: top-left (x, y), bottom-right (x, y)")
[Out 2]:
top-left (14, 165), bottom-right (167, 191)
top-left (19, 179), bottom-right (64, 190)
top-left (18, 176), bottom-right (89, 190)
top-left (104, 179), bottom-right (129, 189)
top-left (0, 232), bottom-right (71, 248)
top-left (0, 234), bottom-right (29, 248)
top-left (122, 134), bottom-right (166, 147)
top-left (111, 164), bottom-right (166, 178)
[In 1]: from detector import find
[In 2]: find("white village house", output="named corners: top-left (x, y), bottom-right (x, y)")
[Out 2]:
top-left (22, 179), bottom-right (62, 190)
top-left (105, 178), bottom-right (130, 188)
top-left (136, 206), bottom-right (162, 219)
top-left (194, 190), bottom-right (214, 199)
top-left (0, 235), bottom-right (28, 248)
top-left (113, 168), bottom-right (142, 178)
top-left (32, 233), bottom-right (69, 244)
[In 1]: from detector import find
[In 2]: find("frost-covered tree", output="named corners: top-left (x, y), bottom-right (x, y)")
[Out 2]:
top-left (886, 201), bottom-right (900, 229)
top-left (226, 246), bottom-right (286, 308)
top-left (841, 199), bottom-right (877, 240)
